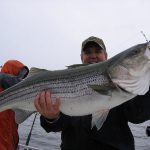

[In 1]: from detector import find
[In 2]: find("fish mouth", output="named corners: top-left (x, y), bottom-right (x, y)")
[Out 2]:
top-left (146, 42), bottom-right (150, 60)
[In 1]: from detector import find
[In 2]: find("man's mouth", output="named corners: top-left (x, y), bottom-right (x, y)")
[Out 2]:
top-left (89, 60), bottom-right (99, 64)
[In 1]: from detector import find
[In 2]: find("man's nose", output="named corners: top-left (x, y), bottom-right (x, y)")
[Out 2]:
top-left (90, 52), bottom-right (97, 58)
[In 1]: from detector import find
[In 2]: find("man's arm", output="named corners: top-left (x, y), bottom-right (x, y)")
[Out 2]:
top-left (122, 87), bottom-right (150, 123)
top-left (34, 91), bottom-right (66, 132)
top-left (40, 112), bottom-right (70, 132)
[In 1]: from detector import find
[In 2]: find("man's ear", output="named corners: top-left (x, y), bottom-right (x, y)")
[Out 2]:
top-left (105, 53), bottom-right (108, 60)
top-left (81, 54), bottom-right (83, 63)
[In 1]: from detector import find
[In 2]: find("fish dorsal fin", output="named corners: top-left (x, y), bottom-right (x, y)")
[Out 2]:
top-left (28, 67), bottom-right (48, 77)
top-left (67, 64), bottom-right (88, 69)
top-left (13, 108), bottom-right (36, 124)
top-left (88, 84), bottom-right (112, 96)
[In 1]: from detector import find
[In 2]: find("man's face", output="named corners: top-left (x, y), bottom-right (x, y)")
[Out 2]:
top-left (81, 46), bottom-right (107, 64)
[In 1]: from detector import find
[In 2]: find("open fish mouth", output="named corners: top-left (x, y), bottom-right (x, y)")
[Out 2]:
top-left (145, 42), bottom-right (150, 60)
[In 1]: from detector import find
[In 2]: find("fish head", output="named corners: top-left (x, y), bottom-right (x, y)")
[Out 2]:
top-left (108, 42), bottom-right (150, 95)
top-left (120, 42), bottom-right (150, 75)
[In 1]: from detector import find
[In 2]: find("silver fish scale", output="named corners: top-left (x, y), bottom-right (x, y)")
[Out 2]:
top-left (0, 42), bottom-right (149, 125)
top-left (38, 70), bottom-right (109, 98)
top-left (0, 70), bottom-right (110, 106)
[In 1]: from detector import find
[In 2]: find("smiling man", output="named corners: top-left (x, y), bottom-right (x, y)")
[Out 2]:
top-left (34, 36), bottom-right (150, 150)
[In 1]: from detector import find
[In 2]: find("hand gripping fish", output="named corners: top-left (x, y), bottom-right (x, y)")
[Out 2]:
top-left (0, 42), bottom-right (150, 130)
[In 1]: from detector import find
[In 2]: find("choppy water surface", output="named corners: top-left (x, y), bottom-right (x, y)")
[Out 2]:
top-left (19, 114), bottom-right (150, 150)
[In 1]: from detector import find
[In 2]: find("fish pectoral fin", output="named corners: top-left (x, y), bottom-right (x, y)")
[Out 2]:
top-left (88, 85), bottom-right (112, 96)
top-left (28, 67), bottom-right (48, 77)
top-left (92, 109), bottom-right (110, 130)
top-left (13, 109), bottom-right (36, 124)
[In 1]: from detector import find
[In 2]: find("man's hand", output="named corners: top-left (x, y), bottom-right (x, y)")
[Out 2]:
top-left (34, 91), bottom-right (61, 119)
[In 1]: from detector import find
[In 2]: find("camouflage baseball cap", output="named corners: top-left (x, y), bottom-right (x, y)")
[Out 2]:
top-left (81, 36), bottom-right (106, 53)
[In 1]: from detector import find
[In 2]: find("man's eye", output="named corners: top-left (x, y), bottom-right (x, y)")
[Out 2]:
top-left (84, 51), bottom-right (91, 54)
top-left (96, 49), bottom-right (103, 53)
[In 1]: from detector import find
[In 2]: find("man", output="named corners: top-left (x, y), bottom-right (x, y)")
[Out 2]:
top-left (34, 36), bottom-right (150, 150)
top-left (0, 60), bottom-right (29, 150)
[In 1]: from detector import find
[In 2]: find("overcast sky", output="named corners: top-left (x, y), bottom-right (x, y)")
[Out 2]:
top-left (0, 0), bottom-right (150, 70)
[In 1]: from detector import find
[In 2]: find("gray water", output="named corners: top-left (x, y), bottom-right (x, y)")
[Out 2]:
top-left (19, 114), bottom-right (150, 150)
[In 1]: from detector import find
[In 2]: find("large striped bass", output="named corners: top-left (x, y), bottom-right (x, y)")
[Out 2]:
top-left (0, 42), bottom-right (150, 129)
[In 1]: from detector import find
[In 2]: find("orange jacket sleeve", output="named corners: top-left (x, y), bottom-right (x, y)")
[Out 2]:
top-left (0, 60), bottom-right (29, 150)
